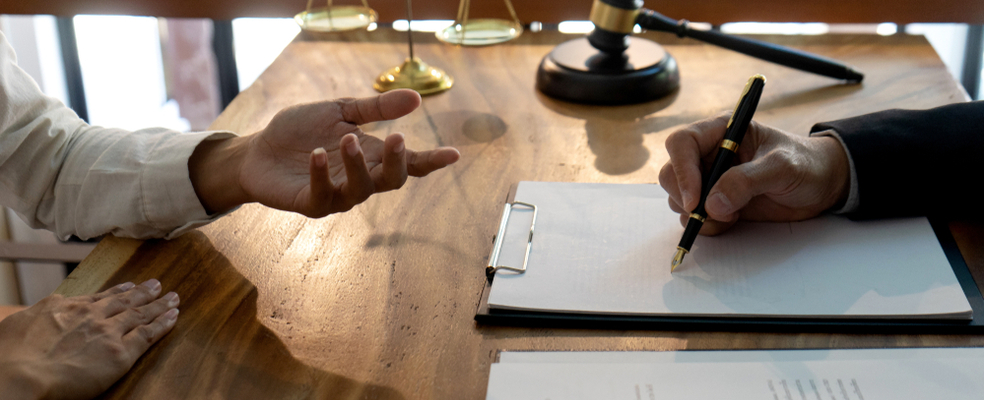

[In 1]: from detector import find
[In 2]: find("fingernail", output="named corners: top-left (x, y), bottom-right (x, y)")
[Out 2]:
top-left (393, 134), bottom-right (405, 153)
top-left (164, 308), bottom-right (179, 325)
top-left (345, 136), bottom-right (360, 156)
top-left (313, 148), bottom-right (327, 167)
top-left (163, 292), bottom-right (179, 307)
top-left (141, 279), bottom-right (161, 293)
top-left (706, 192), bottom-right (732, 216)
top-left (681, 189), bottom-right (693, 209)
top-left (117, 282), bottom-right (135, 291)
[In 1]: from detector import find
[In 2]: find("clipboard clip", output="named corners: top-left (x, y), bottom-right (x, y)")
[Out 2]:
top-left (486, 201), bottom-right (538, 278)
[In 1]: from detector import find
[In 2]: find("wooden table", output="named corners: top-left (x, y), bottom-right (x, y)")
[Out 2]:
top-left (57, 29), bottom-right (982, 399)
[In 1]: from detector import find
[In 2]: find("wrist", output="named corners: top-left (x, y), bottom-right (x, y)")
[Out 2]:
top-left (0, 363), bottom-right (48, 400)
top-left (815, 135), bottom-right (851, 211)
top-left (188, 135), bottom-right (251, 214)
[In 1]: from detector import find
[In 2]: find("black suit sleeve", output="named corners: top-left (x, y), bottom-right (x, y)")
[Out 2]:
top-left (810, 101), bottom-right (983, 220)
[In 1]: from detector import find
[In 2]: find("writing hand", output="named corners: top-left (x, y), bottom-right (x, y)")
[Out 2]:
top-left (190, 89), bottom-right (460, 217)
top-left (658, 113), bottom-right (850, 235)
top-left (0, 280), bottom-right (179, 400)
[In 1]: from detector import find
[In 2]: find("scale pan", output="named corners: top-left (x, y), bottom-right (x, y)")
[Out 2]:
top-left (436, 19), bottom-right (522, 46)
top-left (295, 6), bottom-right (378, 32)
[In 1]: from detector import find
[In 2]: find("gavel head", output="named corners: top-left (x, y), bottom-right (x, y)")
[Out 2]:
top-left (587, 0), bottom-right (643, 55)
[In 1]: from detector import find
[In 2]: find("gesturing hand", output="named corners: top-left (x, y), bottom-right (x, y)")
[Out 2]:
top-left (658, 113), bottom-right (851, 236)
top-left (0, 280), bottom-right (179, 400)
top-left (190, 89), bottom-right (461, 217)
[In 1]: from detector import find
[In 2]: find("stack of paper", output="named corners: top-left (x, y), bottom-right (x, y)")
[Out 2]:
top-left (487, 182), bottom-right (972, 320)
top-left (486, 348), bottom-right (984, 400)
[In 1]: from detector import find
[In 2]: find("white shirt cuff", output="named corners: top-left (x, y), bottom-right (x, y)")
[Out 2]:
top-left (809, 129), bottom-right (859, 214)
top-left (141, 130), bottom-right (238, 239)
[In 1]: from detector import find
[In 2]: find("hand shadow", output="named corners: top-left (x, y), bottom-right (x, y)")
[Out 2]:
top-left (92, 231), bottom-right (405, 400)
top-left (534, 89), bottom-right (707, 176)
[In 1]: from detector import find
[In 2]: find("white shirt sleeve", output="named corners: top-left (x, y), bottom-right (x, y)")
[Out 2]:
top-left (809, 128), bottom-right (859, 214)
top-left (0, 31), bottom-right (234, 240)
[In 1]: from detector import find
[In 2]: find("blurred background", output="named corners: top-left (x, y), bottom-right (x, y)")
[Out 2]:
top-left (0, 2), bottom-right (981, 308)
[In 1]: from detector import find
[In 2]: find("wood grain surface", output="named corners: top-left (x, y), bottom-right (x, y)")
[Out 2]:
top-left (56, 30), bottom-right (982, 399)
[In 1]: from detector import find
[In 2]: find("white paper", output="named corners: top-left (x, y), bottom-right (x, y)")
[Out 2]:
top-left (486, 182), bottom-right (972, 319)
top-left (487, 348), bottom-right (984, 400)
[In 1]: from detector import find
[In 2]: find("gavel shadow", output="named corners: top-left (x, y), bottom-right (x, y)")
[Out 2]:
top-left (93, 231), bottom-right (405, 400)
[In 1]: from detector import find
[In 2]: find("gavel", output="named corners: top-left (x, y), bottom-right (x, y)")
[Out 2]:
top-left (536, 0), bottom-right (863, 105)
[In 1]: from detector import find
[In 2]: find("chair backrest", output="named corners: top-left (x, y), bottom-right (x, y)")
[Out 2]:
top-left (2, 0), bottom-right (982, 24)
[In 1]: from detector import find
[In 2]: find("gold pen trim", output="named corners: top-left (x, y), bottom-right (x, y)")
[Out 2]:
top-left (726, 74), bottom-right (767, 128)
top-left (720, 139), bottom-right (739, 152)
top-left (589, 0), bottom-right (640, 33)
top-left (671, 246), bottom-right (688, 272)
top-left (689, 213), bottom-right (706, 223)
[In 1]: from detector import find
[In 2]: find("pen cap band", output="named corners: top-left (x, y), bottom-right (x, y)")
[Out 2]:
top-left (720, 139), bottom-right (739, 153)
top-left (677, 214), bottom-right (704, 250)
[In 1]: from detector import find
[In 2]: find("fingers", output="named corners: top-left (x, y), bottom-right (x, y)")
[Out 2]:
top-left (667, 194), bottom-right (686, 215)
top-left (665, 165), bottom-right (741, 236)
top-left (303, 133), bottom-right (458, 216)
top-left (110, 291), bottom-right (179, 335)
top-left (376, 133), bottom-right (408, 191)
top-left (704, 150), bottom-right (796, 221)
top-left (661, 113), bottom-right (778, 236)
top-left (121, 308), bottom-right (179, 362)
top-left (659, 162), bottom-right (685, 211)
top-left (339, 133), bottom-right (375, 208)
top-left (305, 132), bottom-right (457, 215)
top-left (309, 147), bottom-right (335, 202)
top-left (339, 89), bottom-right (422, 125)
top-left (663, 113), bottom-right (731, 211)
top-left (90, 282), bottom-right (136, 302)
top-left (95, 279), bottom-right (162, 318)
top-left (406, 147), bottom-right (461, 177)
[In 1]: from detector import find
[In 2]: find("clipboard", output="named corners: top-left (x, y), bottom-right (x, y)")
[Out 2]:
top-left (474, 183), bottom-right (983, 334)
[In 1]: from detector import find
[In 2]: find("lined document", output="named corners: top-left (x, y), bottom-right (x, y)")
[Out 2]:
top-left (487, 348), bottom-right (984, 400)
top-left (487, 182), bottom-right (972, 319)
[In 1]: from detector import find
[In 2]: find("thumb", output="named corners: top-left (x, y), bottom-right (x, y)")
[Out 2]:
top-left (339, 89), bottom-right (422, 125)
top-left (704, 153), bottom-right (794, 220)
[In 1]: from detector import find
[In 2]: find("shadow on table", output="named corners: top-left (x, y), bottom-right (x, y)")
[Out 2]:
top-left (529, 81), bottom-right (866, 175)
top-left (534, 89), bottom-right (710, 176)
top-left (94, 231), bottom-right (405, 400)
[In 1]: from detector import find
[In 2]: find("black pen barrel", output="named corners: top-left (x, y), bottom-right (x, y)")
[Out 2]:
top-left (678, 146), bottom-right (735, 250)
top-left (697, 147), bottom-right (736, 213)
top-left (677, 216), bottom-right (703, 250)
top-left (676, 75), bottom-right (764, 254)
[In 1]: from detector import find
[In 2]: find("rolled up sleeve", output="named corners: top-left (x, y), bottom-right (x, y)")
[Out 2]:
top-left (1, 31), bottom-right (235, 240)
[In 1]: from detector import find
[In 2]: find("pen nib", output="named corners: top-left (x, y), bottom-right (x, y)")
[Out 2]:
top-left (671, 247), bottom-right (687, 273)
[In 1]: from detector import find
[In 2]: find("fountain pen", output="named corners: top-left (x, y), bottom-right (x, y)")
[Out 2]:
top-left (671, 74), bottom-right (766, 272)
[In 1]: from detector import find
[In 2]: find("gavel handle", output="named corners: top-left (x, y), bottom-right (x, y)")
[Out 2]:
top-left (636, 9), bottom-right (864, 82)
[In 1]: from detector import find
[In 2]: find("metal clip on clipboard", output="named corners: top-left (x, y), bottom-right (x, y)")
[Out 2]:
top-left (486, 201), bottom-right (538, 278)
